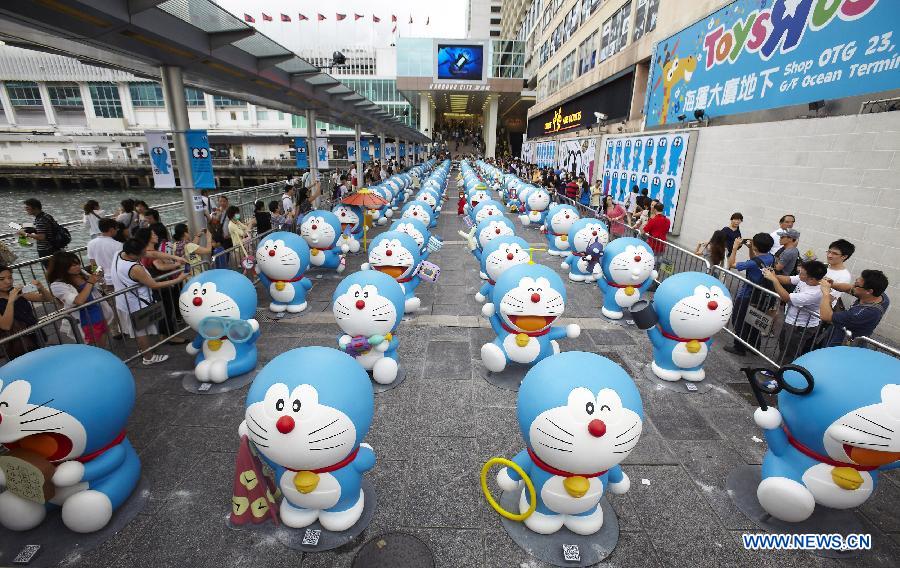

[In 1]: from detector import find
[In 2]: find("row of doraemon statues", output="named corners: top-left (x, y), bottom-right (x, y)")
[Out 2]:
top-left (368, 160), bottom-right (451, 227)
top-left (3, 342), bottom-right (897, 538)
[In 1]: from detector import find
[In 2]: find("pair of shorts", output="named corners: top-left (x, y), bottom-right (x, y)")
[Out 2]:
top-left (81, 320), bottom-right (109, 344)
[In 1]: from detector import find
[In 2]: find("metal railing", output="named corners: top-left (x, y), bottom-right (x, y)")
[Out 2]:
top-left (849, 334), bottom-right (900, 359)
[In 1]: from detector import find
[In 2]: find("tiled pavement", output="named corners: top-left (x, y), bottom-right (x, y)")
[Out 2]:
top-left (71, 186), bottom-right (900, 568)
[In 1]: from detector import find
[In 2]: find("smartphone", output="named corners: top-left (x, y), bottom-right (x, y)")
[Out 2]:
top-left (21, 283), bottom-right (38, 294)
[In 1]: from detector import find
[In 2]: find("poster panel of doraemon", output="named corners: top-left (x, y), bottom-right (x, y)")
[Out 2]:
top-left (494, 351), bottom-right (642, 535)
top-left (333, 271), bottom-right (405, 385)
top-left (361, 231), bottom-right (424, 314)
top-left (476, 236), bottom-right (531, 303)
top-left (542, 203), bottom-right (580, 256)
top-left (332, 203), bottom-right (363, 254)
top-left (400, 200), bottom-right (436, 229)
top-left (480, 264), bottom-right (581, 374)
top-left (390, 218), bottom-right (431, 259)
top-left (563, 218), bottom-right (610, 282)
top-left (751, 347), bottom-right (900, 524)
top-left (558, 138), bottom-right (597, 183)
top-left (0, 345), bottom-right (142, 534)
top-left (180, 270), bottom-right (260, 384)
top-left (299, 210), bottom-right (348, 273)
top-left (256, 232), bottom-right (313, 313)
top-left (597, 237), bottom-right (657, 320)
top-left (240, 346), bottom-right (375, 531)
top-left (643, 272), bottom-right (732, 383)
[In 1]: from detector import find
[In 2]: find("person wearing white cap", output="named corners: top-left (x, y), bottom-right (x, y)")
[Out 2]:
top-left (768, 214), bottom-right (795, 254)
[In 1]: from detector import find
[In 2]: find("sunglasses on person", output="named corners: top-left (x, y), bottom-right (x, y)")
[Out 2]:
top-left (198, 316), bottom-right (255, 343)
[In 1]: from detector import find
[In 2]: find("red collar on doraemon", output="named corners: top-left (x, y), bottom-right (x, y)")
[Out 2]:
top-left (311, 244), bottom-right (335, 252)
top-left (75, 430), bottom-right (127, 464)
top-left (284, 446), bottom-right (360, 474)
top-left (657, 326), bottom-right (710, 343)
top-left (782, 425), bottom-right (879, 472)
top-left (274, 274), bottom-right (306, 284)
top-left (527, 447), bottom-right (607, 478)
top-left (607, 280), bottom-right (646, 289)
top-left (499, 320), bottom-right (551, 337)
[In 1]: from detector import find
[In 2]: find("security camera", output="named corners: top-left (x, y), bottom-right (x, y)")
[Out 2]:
top-left (332, 51), bottom-right (347, 66)
top-left (594, 112), bottom-right (607, 123)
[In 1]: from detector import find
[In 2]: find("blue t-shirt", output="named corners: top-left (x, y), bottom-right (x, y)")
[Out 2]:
top-left (735, 253), bottom-right (775, 297)
top-left (827, 293), bottom-right (890, 346)
top-left (721, 226), bottom-right (741, 252)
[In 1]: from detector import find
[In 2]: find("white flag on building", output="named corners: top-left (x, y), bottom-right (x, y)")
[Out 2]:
top-left (146, 130), bottom-right (176, 188)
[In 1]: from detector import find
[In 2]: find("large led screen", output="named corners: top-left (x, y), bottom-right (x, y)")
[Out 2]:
top-left (436, 44), bottom-right (484, 81)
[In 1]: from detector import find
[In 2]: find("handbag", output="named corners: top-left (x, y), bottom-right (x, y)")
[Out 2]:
top-left (131, 292), bottom-right (164, 330)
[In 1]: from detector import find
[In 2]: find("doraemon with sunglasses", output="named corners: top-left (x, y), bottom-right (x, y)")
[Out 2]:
top-left (180, 270), bottom-right (260, 383)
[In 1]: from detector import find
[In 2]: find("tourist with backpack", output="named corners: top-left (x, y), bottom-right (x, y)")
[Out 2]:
top-left (18, 198), bottom-right (71, 267)
top-left (723, 232), bottom-right (775, 356)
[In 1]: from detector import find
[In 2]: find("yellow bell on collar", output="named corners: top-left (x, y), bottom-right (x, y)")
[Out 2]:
top-left (563, 476), bottom-right (589, 498)
top-left (515, 333), bottom-right (530, 347)
top-left (293, 470), bottom-right (320, 494)
top-left (275, 281), bottom-right (286, 291)
top-left (560, 235), bottom-right (568, 241)
top-left (311, 249), bottom-right (320, 257)
top-left (686, 340), bottom-right (701, 354)
top-left (208, 339), bottom-right (223, 351)
top-left (624, 285), bottom-right (636, 296)
top-left (831, 467), bottom-right (863, 490)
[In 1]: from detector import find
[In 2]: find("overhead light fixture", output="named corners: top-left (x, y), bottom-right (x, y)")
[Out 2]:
top-left (809, 99), bottom-right (826, 112)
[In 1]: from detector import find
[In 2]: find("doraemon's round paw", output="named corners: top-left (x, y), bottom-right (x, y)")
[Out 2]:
top-left (286, 302), bottom-right (308, 313)
top-left (62, 489), bottom-right (112, 533)
top-left (377, 218), bottom-right (388, 226)
top-left (340, 243), bottom-right (350, 254)
top-left (608, 472), bottom-right (631, 495)
top-left (754, 407), bottom-right (782, 429)
top-left (338, 335), bottom-right (352, 348)
top-left (481, 343), bottom-right (507, 373)
top-left (269, 302), bottom-right (287, 313)
top-left (561, 261), bottom-right (569, 270)
top-left (186, 342), bottom-right (200, 356)
top-left (651, 269), bottom-right (659, 280)
top-left (361, 263), bottom-right (371, 271)
top-left (0, 491), bottom-right (46, 531)
top-left (496, 467), bottom-right (520, 492)
top-left (384, 209), bottom-right (393, 218)
top-left (566, 324), bottom-right (581, 339)
top-left (247, 318), bottom-right (260, 333)
top-left (349, 241), bottom-right (361, 253)
top-left (481, 303), bottom-right (495, 318)
top-left (209, 360), bottom-right (229, 383)
top-left (475, 292), bottom-right (486, 303)
top-left (372, 358), bottom-right (398, 384)
top-left (404, 297), bottom-right (420, 313)
top-left (337, 264), bottom-right (346, 274)
top-left (52, 461), bottom-right (85, 487)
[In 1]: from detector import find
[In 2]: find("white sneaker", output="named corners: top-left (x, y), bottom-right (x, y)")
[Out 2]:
top-left (142, 353), bottom-right (169, 366)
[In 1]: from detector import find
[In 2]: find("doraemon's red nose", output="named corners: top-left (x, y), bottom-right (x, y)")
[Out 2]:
top-left (385, 249), bottom-right (393, 256)
top-left (311, 224), bottom-right (317, 230)
top-left (707, 301), bottom-right (718, 310)
top-left (341, 212), bottom-right (346, 217)
top-left (488, 211), bottom-right (493, 215)
top-left (268, 250), bottom-right (276, 257)
top-left (530, 293), bottom-right (541, 303)
top-left (495, 228), bottom-right (501, 234)
top-left (356, 300), bottom-right (366, 310)
top-left (634, 255), bottom-right (642, 262)
top-left (588, 419), bottom-right (606, 438)
top-left (592, 231), bottom-right (597, 236)
top-left (192, 297), bottom-right (202, 306)
top-left (276, 415), bottom-right (295, 434)
top-left (507, 253), bottom-right (514, 260)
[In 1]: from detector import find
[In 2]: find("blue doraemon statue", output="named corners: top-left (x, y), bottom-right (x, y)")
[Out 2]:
top-left (496, 351), bottom-right (642, 535)
top-left (0, 345), bottom-right (140, 533)
top-left (332, 203), bottom-right (364, 254)
top-left (390, 218), bottom-right (431, 260)
top-left (476, 236), bottom-right (531, 303)
top-left (256, 232), bottom-right (313, 313)
top-left (563, 218), bottom-right (609, 282)
top-left (542, 203), bottom-right (580, 256)
top-left (471, 199), bottom-right (505, 225)
top-left (180, 270), bottom-right (260, 383)
top-left (753, 347), bottom-right (900, 523)
top-left (416, 189), bottom-right (441, 214)
top-left (333, 271), bottom-right (405, 385)
top-left (480, 264), bottom-right (581, 373)
top-left (368, 186), bottom-right (393, 226)
top-left (400, 199), bottom-right (436, 229)
top-left (299, 210), bottom-right (348, 273)
top-left (361, 231), bottom-right (424, 314)
top-left (597, 237), bottom-right (657, 319)
top-left (522, 188), bottom-right (551, 227)
top-left (240, 347), bottom-right (375, 531)
top-left (641, 272), bottom-right (732, 382)
top-left (465, 185), bottom-right (492, 215)
top-left (470, 216), bottom-right (517, 266)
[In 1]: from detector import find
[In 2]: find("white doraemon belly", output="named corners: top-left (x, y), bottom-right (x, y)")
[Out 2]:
top-left (614, 286), bottom-right (642, 308)
top-left (269, 281), bottom-right (297, 303)
top-left (279, 470), bottom-right (342, 510)
top-left (554, 236), bottom-right (569, 250)
top-left (801, 464), bottom-right (874, 509)
top-left (203, 338), bottom-right (237, 362)
top-left (671, 341), bottom-right (708, 368)
top-left (502, 333), bottom-right (541, 364)
top-left (309, 249), bottom-right (327, 266)
top-left (355, 348), bottom-right (384, 371)
top-left (541, 475), bottom-right (603, 515)
top-left (528, 211), bottom-right (542, 222)
top-left (341, 234), bottom-right (357, 245)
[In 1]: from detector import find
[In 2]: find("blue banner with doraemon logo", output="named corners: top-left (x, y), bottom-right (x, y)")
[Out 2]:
top-left (360, 139), bottom-right (371, 162)
top-left (294, 137), bottom-right (309, 169)
top-left (185, 129), bottom-right (215, 189)
top-left (645, 0), bottom-right (898, 127)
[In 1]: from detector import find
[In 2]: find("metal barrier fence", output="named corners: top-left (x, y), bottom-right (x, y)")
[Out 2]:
top-left (0, 229), bottom-right (274, 365)
top-left (850, 334), bottom-right (900, 359)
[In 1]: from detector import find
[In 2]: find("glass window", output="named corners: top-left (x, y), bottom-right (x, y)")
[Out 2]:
top-left (278, 111), bottom-right (285, 120)
top-left (600, 1), bottom-right (631, 61)
top-left (185, 87), bottom-right (205, 107)
top-left (257, 110), bottom-right (268, 120)
top-left (548, 64), bottom-right (559, 93)
top-left (128, 82), bottom-right (164, 107)
top-left (633, 0), bottom-right (658, 42)
top-left (560, 50), bottom-right (576, 85)
top-left (491, 5), bottom-right (501, 12)
top-left (490, 18), bottom-right (501, 25)
top-left (577, 31), bottom-right (597, 76)
top-left (6, 82), bottom-right (42, 107)
top-left (47, 84), bottom-right (83, 109)
top-left (88, 83), bottom-right (123, 118)
top-left (213, 95), bottom-right (246, 107)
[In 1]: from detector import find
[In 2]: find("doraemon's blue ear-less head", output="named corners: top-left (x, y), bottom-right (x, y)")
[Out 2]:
top-left (300, 210), bottom-right (343, 248)
top-left (652, 272), bottom-right (733, 338)
top-left (245, 346), bottom-right (374, 471)
top-left (601, 237), bottom-right (655, 284)
top-left (333, 270), bottom-right (405, 335)
top-left (480, 235), bottom-right (531, 281)
top-left (472, 200), bottom-right (505, 223)
top-left (256, 231), bottom-right (311, 280)
top-left (416, 189), bottom-right (440, 209)
top-left (367, 231), bottom-right (422, 280)
top-left (546, 204), bottom-right (580, 232)
top-left (527, 189), bottom-right (551, 211)
top-left (492, 263), bottom-right (566, 334)
top-left (568, 218), bottom-right (609, 253)
top-left (332, 204), bottom-right (363, 230)
top-left (518, 351), bottom-right (643, 474)
top-left (400, 200), bottom-right (434, 226)
top-left (475, 216), bottom-right (516, 249)
top-left (390, 218), bottom-right (430, 251)
top-left (0, 345), bottom-right (135, 461)
top-left (776, 347), bottom-right (900, 468)
top-left (180, 269), bottom-right (258, 329)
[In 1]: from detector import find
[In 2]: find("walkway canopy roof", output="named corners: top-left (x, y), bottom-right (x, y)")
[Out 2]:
top-left (0, 0), bottom-right (428, 142)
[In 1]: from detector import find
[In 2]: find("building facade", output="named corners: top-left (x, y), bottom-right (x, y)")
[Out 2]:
top-left (468, 0), bottom-right (504, 39)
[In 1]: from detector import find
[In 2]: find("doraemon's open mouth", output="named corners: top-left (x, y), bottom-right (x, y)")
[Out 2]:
top-left (508, 314), bottom-right (557, 332)
top-left (843, 444), bottom-right (900, 467)
top-left (471, 201), bottom-right (479, 208)
top-left (341, 223), bottom-right (354, 232)
top-left (375, 265), bottom-right (409, 279)
top-left (5, 432), bottom-right (73, 462)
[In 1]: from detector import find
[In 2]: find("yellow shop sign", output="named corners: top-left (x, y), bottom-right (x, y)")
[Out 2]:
top-left (544, 107), bottom-right (582, 134)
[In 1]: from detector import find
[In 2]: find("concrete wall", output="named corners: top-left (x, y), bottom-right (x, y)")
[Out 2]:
top-left (672, 111), bottom-right (900, 342)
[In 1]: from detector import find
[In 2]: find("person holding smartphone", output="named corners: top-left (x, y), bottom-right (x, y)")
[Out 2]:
top-left (46, 252), bottom-right (110, 347)
top-left (0, 264), bottom-right (54, 360)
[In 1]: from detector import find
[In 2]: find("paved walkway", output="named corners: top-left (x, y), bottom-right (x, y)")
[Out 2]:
top-left (75, 177), bottom-right (900, 568)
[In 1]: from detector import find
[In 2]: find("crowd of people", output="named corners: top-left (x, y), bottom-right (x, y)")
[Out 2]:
top-left (433, 120), bottom-right (485, 154)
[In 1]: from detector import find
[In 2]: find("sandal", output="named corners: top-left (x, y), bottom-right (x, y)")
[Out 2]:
top-left (142, 354), bottom-right (169, 366)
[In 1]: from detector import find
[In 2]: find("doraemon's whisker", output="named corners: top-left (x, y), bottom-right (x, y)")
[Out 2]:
top-left (674, 310), bottom-right (699, 318)
top-left (615, 421), bottom-right (638, 438)
top-left (536, 440), bottom-right (572, 453)
top-left (841, 439), bottom-right (889, 448)
top-left (20, 398), bottom-right (54, 416)
top-left (251, 441), bottom-right (270, 448)
top-left (247, 425), bottom-right (268, 441)
top-left (545, 417), bottom-right (572, 437)
top-left (248, 414), bottom-right (268, 433)
top-left (21, 427), bottom-right (63, 432)
top-left (855, 413), bottom-right (894, 432)
top-left (19, 410), bottom-right (63, 425)
top-left (310, 441), bottom-right (348, 451)
top-left (308, 418), bottom-right (339, 436)
top-left (374, 319), bottom-right (390, 322)
top-left (840, 424), bottom-right (891, 440)
top-left (680, 304), bottom-right (700, 312)
top-left (536, 427), bottom-right (573, 444)
top-left (309, 429), bottom-right (349, 445)
top-left (614, 434), bottom-right (639, 447)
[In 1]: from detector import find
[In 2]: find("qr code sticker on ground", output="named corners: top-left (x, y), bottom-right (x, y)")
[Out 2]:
top-left (302, 528), bottom-right (321, 546)
top-left (562, 544), bottom-right (581, 561)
